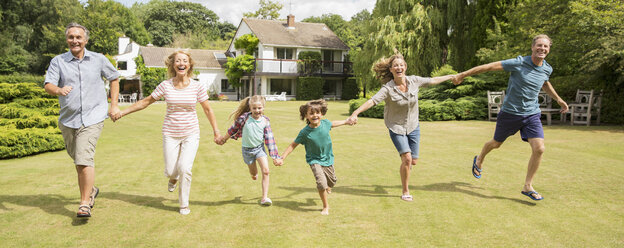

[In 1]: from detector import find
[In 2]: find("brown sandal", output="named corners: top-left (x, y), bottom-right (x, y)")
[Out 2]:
top-left (77, 205), bottom-right (91, 218)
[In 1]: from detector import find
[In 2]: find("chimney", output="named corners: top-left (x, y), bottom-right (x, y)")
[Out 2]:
top-left (118, 36), bottom-right (130, 55)
top-left (287, 14), bottom-right (295, 29)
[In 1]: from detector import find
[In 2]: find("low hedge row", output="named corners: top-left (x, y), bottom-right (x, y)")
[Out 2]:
top-left (348, 96), bottom-right (488, 121)
top-left (0, 127), bottom-right (65, 159)
top-left (0, 82), bottom-right (62, 159)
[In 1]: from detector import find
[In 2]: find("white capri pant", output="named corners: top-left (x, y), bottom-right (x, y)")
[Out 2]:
top-left (163, 134), bottom-right (200, 208)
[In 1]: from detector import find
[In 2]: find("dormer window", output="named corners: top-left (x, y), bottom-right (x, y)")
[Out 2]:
top-left (276, 48), bottom-right (294, 60)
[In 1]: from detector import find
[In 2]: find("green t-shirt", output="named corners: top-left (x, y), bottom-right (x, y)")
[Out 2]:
top-left (294, 119), bottom-right (333, 166)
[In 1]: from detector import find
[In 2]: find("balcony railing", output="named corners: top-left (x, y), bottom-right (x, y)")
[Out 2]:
top-left (253, 58), bottom-right (353, 76)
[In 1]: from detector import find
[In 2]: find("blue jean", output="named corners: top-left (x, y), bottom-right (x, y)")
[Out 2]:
top-left (389, 126), bottom-right (420, 158)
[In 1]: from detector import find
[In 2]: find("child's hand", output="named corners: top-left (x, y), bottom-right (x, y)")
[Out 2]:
top-left (273, 158), bottom-right (283, 166)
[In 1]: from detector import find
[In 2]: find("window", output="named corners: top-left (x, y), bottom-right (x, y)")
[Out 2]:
top-left (270, 79), bottom-right (292, 95)
top-left (118, 61), bottom-right (127, 70)
top-left (276, 48), bottom-right (294, 60)
top-left (221, 79), bottom-right (235, 92)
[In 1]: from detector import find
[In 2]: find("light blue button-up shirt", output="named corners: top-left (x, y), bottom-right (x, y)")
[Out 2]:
top-left (44, 49), bottom-right (120, 129)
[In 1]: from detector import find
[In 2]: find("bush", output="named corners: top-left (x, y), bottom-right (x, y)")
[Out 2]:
top-left (0, 126), bottom-right (64, 159)
top-left (0, 82), bottom-right (62, 158)
top-left (341, 78), bottom-right (359, 100)
top-left (348, 98), bottom-right (385, 118)
top-left (135, 56), bottom-right (167, 95)
top-left (0, 74), bottom-right (44, 85)
top-left (296, 77), bottom-right (324, 100)
top-left (348, 96), bottom-right (488, 121)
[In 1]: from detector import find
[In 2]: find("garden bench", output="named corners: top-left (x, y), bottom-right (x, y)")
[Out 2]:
top-left (265, 92), bottom-right (287, 101)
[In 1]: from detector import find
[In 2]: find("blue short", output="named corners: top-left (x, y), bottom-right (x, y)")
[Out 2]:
top-left (242, 144), bottom-right (267, 165)
top-left (389, 126), bottom-right (420, 158)
top-left (493, 111), bottom-right (544, 142)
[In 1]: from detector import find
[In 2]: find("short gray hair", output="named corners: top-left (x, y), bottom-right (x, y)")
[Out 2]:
top-left (532, 34), bottom-right (551, 46)
top-left (65, 23), bottom-right (89, 40)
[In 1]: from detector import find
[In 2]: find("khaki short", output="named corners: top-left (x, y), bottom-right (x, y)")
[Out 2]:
top-left (310, 164), bottom-right (337, 191)
top-left (59, 122), bottom-right (104, 167)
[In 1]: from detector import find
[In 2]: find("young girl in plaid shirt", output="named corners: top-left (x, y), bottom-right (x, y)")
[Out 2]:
top-left (218, 95), bottom-right (282, 206)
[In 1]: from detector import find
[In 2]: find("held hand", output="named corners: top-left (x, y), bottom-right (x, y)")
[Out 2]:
top-left (109, 106), bottom-right (121, 122)
top-left (347, 115), bottom-right (358, 125)
top-left (57, 86), bottom-right (73, 96)
top-left (273, 158), bottom-right (283, 166)
top-left (451, 74), bottom-right (464, 85)
top-left (213, 134), bottom-right (222, 145)
top-left (558, 100), bottom-right (569, 113)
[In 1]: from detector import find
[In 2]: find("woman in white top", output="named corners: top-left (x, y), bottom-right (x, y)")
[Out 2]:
top-left (117, 50), bottom-right (221, 215)
top-left (348, 53), bottom-right (455, 202)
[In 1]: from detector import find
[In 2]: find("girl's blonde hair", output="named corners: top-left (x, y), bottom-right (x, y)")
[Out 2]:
top-left (299, 99), bottom-right (328, 124)
top-left (164, 50), bottom-right (194, 78)
top-left (373, 49), bottom-right (405, 84)
top-left (229, 95), bottom-right (266, 120)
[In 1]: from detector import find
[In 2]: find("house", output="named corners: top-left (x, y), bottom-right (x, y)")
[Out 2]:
top-left (227, 15), bottom-right (353, 100)
top-left (114, 37), bottom-right (232, 100)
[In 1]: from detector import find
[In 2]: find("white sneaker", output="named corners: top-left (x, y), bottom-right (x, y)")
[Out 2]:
top-left (260, 198), bottom-right (272, 206)
top-left (168, 181), bottom-right (176, 192)
top-left (179, 208), bottom-right (190, 215)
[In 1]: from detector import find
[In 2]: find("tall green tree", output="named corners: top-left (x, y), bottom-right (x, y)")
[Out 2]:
top-left (142, 0), bottom-right (220, 46)
top-left (243, 0), bottom-right (283, 20)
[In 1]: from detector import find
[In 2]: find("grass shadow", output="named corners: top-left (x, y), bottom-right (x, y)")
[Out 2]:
top-left (281, 182), bottom-right (535, 206)
top-left (101, 191), bottom-right (177, 212)
top-left (0, 194), bottom-right (91, 226)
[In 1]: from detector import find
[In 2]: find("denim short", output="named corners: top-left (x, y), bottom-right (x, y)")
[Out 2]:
top-left (388, 125), bottom-right (420, 158)
top-left (242, 144), bottom-right (267, 165)
top-left (493, 111), bottom-right (544, 142)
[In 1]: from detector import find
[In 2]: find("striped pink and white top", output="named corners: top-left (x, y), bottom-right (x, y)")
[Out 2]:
top-left (150, 79), bottom-right (209, 137)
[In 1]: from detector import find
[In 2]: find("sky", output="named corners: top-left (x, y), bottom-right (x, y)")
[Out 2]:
top-left (112, 0), bottom-right (377, 25)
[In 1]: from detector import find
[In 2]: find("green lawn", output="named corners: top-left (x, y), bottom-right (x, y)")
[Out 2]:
top-left (1, 101), bottom-right (623, 247)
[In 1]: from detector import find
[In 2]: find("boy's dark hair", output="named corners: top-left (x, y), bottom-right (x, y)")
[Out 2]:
top-left (299, 99), bottom-right (328, 124)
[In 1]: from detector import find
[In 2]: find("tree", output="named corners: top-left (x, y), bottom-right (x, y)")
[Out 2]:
top-left (243, 0), bottom-right (283, 20)
top-left (142, 1), bottom-right (220, 46)
top-left (234, 34), bottom-right (259, 55)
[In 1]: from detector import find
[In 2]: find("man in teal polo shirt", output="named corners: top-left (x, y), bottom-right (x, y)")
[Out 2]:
top-left (452, 34), bottom-right (569, 201)
top-left (44, 23), bottom-right (121, 217)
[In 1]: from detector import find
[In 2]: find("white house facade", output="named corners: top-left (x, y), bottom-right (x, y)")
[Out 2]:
top-left (227, 15), bottom-right (352, 100)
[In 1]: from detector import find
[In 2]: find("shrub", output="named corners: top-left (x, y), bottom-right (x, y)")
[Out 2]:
top-left (0, 74), bottom-right (45, 85)
top-left (0, 126), bottom-right (64, 159)
top-left (0, 82), bottom-right (62, 158)
top-left (341, 78), bottom-right (359, 100)
top-left (135, 56), bottom-right (167, 96)
top-left (296, 77), bottom-right (323, 100)
top-left (348, 98), bottom-right (385, 118)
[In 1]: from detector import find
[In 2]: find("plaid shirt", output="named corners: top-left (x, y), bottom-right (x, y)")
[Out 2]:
top-left (227, 112), bottom-right (280, 159)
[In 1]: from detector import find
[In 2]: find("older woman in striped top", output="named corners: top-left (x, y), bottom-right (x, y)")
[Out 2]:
top-left (117, 50), bottom-right (221, 215)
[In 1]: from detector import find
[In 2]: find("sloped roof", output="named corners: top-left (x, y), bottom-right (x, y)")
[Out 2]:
top-left (139, 46), bottom-right (226, 69)
top-left (243, 18), bottom-right (349, 50)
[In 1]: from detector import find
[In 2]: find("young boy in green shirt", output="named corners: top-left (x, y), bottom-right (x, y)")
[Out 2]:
top-left (279, 99), bottom-right (353, 215)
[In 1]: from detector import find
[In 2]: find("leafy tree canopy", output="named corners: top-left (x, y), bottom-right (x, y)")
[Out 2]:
top-left (243, 0), bottom-right (283, 20)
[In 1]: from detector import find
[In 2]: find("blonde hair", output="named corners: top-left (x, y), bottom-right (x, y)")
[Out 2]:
top-left (532, 34), bottom-right (552, 47)
top-left (299, 99), bottom-right (328, 124)
top-left (229, 95), bottom-right (266, 120)
top-left (373, 51), bottom-right (405, 84)
top-left (164, 50), bottom-right (194, 78)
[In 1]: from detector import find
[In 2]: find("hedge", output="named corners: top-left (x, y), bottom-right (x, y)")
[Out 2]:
top-left (341, 78), bottom-right (359, 100)
top-left (348, 96), bottom-right (488, 121)
top-left (0, 82), bottom-right (62, 159)
top-left (0, 127), bottom-right (64, 159)
top-left (0, 74), bottom-right (45, 85)
top-left (296, 77), bottom-right (324, 100)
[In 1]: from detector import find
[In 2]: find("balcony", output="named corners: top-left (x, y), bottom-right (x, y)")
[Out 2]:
top-left (252, 58), bottom-right (353, 77)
